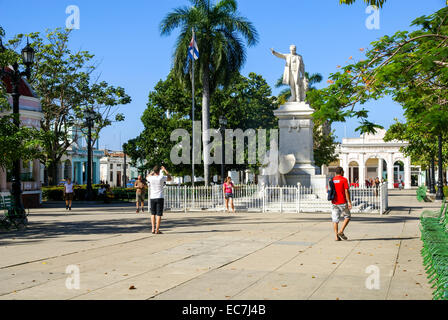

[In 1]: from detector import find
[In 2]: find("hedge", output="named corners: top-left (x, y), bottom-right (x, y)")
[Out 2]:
top-left (42, 185), bottom-right (141, 202)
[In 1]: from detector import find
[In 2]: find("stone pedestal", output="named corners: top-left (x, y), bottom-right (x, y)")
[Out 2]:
top-left (273, 101), bottom-right (327, 188)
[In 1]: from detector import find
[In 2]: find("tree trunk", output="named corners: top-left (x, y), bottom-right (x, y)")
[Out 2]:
top-left (202, 65), bottom-right (211, 186)
top-left (48, 161), bottom-right (59, 186)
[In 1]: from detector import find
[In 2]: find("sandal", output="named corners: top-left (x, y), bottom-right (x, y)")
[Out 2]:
top-left (338, 232), bottom-right (348, 240)
top-left (156, 231), bottom-right (163, 234)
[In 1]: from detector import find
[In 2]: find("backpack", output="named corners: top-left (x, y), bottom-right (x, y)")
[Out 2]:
top-left (327, 178), bottom-right (336, 201)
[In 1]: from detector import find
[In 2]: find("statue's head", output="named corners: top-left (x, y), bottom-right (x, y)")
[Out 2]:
top-left (289, 45), bottom-right (296, 54)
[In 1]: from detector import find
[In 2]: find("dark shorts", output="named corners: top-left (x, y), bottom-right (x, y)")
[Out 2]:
top-left (225, 193), bottom-right (233, 199)
top-left (65, 193), bottom-right (74, 201)
top-left (150, 198), bottom-right (164, 216)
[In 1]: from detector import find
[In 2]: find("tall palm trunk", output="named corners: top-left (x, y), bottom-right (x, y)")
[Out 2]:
top-left (202, 64), bottom-right (211, 185)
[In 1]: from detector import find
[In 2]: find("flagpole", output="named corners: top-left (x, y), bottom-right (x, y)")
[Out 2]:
top-left (191, 27), bottom-right (195, 188)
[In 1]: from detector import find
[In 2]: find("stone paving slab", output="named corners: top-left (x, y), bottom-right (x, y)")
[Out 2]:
top-left (0, 189), bottom-right (435, 300)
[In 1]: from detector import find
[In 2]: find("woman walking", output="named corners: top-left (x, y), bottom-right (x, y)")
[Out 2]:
top-left (63, 178), bottom-right (74, 211)
top-left (223, 177), bottom-right (236, 213)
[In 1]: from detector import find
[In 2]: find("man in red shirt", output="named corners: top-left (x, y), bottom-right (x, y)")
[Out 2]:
top-left (331, 167), bottom-right (352, 241)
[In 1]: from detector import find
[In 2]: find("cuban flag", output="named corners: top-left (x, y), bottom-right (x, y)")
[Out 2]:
top-left (188, 31), bottom-right (199, 61)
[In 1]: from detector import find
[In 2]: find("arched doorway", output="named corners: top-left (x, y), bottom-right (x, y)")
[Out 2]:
top-left (394, 160), bottom-right (404, 188)
top-left (365, 157), bottom-right (387, 181)
top-left (348, 161), bottom-right (359, 184)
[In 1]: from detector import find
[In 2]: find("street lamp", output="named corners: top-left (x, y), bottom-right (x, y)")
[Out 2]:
top-left (84, 107), bottom-right (96, 201)
top-left (0, 37), bottom-right (35, 215)
top-left (430, 156), bottom-right (437, 194)
top-left (219, 115), bottom-right (227, 184)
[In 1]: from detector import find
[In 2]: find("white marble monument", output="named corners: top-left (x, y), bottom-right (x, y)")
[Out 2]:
top-left (264, 45), bottom-right (327, 188)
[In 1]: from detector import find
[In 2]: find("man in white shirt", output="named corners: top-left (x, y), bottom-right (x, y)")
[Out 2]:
top-left (146, 165), bottom-right (172, 234)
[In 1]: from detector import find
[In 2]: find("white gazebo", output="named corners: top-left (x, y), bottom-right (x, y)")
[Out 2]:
top-left (322, 129), bottom-right (421, 189)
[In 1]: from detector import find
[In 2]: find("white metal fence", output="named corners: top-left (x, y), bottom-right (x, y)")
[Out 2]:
top-left (155, 183), bottom-right (388, 214)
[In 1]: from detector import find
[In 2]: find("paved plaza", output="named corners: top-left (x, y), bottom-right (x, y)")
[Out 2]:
top-left (0, 189), bottom-right (438, 300)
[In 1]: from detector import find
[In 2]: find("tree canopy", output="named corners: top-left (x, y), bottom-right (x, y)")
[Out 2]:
top-left (126, 71), bottom-right (278, 179)
top-left (309, 6), bottom-right (448, 168)
top-left (5, 28), bottom-right (131, 185)
top-left (160, 0), bottom-right (259, 185)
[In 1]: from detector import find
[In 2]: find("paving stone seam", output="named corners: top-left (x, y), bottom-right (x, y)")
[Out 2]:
top-left (0, 234), bottom-right (158, 270)
top-left (67, 233), bottom-right (261, 300)
top-left (225, 222), bottom-right (329, 300)
top-left (385, 216), bottom-right (406, 300)
top-left (145, 221), bottom-right (324, 300)
top-left (305, 234), bottom-right (363, 300)
top-left (0, 236), bottom-right (209, 297)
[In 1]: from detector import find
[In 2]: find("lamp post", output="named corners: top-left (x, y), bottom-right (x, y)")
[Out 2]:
top-left (84, 107), bottom-right (96, 201)
top-left (0, 38), bottom-right (35, 214)
top-left (219, 115), bottom-right (227, 184)
top-left (430, 156), bottom-right (437, 194)
top-left (435, 134), bottom-right (445, 200)
top-left (123, 143), bottom-right (127, 188)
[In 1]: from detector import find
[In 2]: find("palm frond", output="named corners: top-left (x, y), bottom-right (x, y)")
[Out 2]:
top-left (339, 0), bottom-right (386, 8)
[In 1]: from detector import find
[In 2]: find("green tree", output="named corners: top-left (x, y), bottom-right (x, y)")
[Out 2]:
top-left (126, 72), bottom-right (278, 181)
top-left (160, 0), bottom-right (258, 185)
top-left (7, 28), bottom-right (131, 185)
top-left (0, 28), bottom-right (41, 172)
top-left (0, 116), bottom-right (40, 171)
top-left (308, 7), bottom-right (448, 177)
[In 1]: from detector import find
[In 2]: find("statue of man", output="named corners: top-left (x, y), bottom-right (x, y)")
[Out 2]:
top-left (271, 45), bottom-right (306, 102)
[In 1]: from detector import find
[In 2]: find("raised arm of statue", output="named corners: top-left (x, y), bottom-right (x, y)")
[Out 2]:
top-left (271, 48), bottom-right (286, 60)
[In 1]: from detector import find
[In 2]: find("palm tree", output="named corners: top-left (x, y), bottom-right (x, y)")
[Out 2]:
top-left (275, 72), bottom-right (323, 104)
top-left (160, 0), bottom-right (258, 185)
top-left (339, 0), bottom-right (386, 7)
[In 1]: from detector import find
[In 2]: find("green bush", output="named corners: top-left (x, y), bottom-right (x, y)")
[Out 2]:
top-left (416, 185), bottom-right (427, 202)
top-left (42, 185), bottom-right (142, 202)
top-left (42, 185), bottom-right (99, 201)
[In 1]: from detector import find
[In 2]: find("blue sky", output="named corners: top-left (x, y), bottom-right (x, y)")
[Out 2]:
top-left (0, 0), bottom-right (445, 150)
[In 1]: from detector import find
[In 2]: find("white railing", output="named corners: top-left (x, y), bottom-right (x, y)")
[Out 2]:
top-left (153, 183), bottom-right (388, 214)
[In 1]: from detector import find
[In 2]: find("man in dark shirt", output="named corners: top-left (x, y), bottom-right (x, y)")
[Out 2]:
top-left (331, 167), bottom-right (352, 241)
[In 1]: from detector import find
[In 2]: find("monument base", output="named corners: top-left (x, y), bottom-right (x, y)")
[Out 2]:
top-left (283, 172), bottom-right (327, 189)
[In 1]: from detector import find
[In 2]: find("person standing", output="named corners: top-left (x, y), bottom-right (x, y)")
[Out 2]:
top-left (223, 177), bottom-right (236, 213)
top-left (398, 175), bottom-right (403, 190)
top-left (63, 178), bottom-right (74, 211)
top-left (331, 167), bottom-right (352, 241)
top-left (146, 165), bottom-right (172, 234)
top-left (374, 177), bottom-right (381, 197)
top-left (134, 175), bottom-right (146, 213)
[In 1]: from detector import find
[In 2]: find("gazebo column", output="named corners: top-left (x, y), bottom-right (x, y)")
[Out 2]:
top-left (342, 154), bottom-right (349, 179)
top-left (378, 158), bottom-right (384, 180)
top-left (387, 153), bottom-right (394, 189)
top-left (404, 157), bottom-right (411, 189)
top-left (359, 153), bottom-right (365, 185)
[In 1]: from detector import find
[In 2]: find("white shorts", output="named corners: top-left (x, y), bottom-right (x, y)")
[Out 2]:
top-left (331, 204), bottom-right (351, 223)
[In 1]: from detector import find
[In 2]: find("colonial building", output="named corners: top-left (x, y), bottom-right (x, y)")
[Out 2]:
top-left (100, 151), bottom-right (138, 187)
top-left (0, 69), bottom-right (44, 207)
top-left (322, 129), bottom-right (423, 189)
top-left (43, 126), bottom-right (104, 186)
